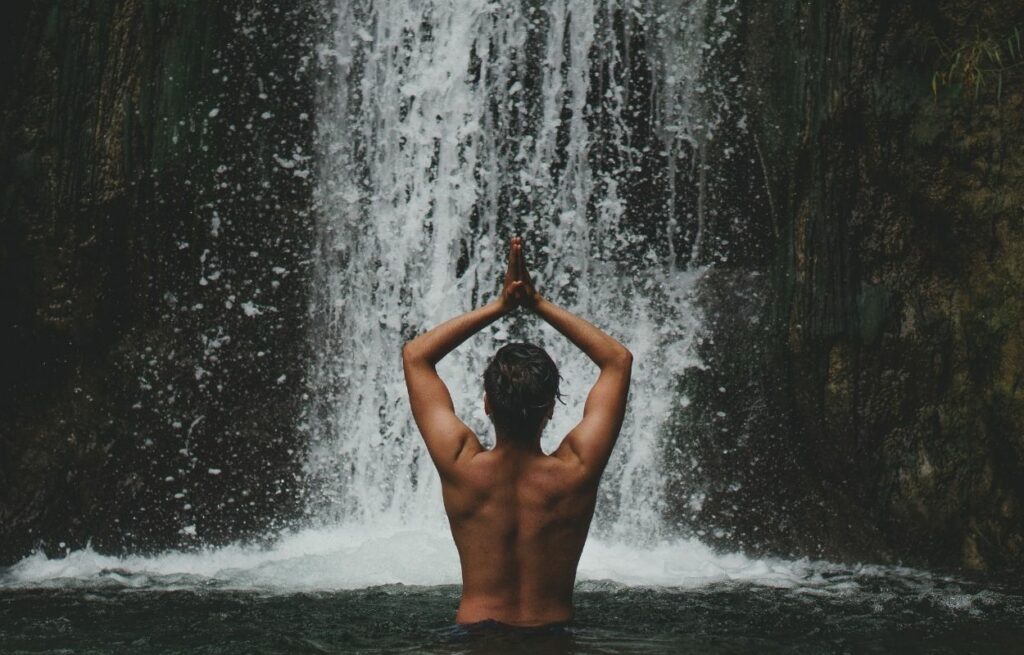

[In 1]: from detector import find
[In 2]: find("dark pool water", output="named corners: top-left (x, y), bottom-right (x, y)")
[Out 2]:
top-left (3, 573), bottom-right (1023, 654)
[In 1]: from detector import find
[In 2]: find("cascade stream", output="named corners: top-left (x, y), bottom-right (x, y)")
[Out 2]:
top-left (306, 0), bottom-right (735, 545)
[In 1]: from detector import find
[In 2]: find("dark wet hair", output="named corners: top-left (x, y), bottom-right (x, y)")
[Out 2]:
top-left (484, 342), bottom-right (562, 439)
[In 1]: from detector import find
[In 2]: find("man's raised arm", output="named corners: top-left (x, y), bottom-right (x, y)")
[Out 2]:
top-left (536, 298), bottom-right (632, 473)
top-left (402, 239), bottom-right (525, 473)
top-left (511, 240), bottom-right (633, 473)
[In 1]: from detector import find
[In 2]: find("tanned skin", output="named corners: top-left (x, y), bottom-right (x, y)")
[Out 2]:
top-left (402, 236), bottom-right (632, 627)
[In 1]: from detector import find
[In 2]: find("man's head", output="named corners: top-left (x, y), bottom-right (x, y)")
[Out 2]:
top-left (483, 342), bottom-right (561, 440)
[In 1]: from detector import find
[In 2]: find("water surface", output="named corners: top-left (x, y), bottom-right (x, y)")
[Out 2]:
top-left (4, 575), bottom-right (1022, 654)
top-left (3, 528), bottom-right (1021, 653)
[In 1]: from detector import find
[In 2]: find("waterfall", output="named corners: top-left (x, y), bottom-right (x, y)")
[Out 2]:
top-left (307, 0), bottom-right (734, 545)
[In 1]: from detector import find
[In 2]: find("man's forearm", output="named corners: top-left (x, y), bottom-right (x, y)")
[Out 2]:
top-left (532, 297), bottom-right (631, 368)
top-left (403, 299), bottom-right (509, 365)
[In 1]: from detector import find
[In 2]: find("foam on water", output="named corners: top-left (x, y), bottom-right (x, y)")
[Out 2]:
top-left (1, 527), bottom-right (823, 592)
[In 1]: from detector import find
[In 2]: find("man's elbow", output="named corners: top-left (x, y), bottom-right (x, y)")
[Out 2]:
top-left (610, 346), bottom-right (633, 369)
top-left (402, 340), bottom-right (430, 367)
top-left (620, 348), bottom-right (634, 367)
top-left (401, 341), bottom-right (420, 365)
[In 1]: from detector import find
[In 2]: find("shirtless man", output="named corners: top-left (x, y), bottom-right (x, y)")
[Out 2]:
top-left (402, 236), bottom-right (633, 626)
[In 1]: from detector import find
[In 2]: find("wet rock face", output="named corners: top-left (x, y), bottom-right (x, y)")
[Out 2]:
top-left (720, 0), bottom-right (1024, 570)
top-left (0, 1), bottom-right (323, 563)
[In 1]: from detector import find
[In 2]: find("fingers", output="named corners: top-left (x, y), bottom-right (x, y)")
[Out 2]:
top-left (505, 235), bottom-right (530, 285)
top-left (506, 236), bottom-right (517, 273)
top-left (515, 236), bottom-right (525, 281)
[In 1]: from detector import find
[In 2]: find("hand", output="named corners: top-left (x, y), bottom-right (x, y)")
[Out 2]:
top-left (513, 237), bottom-right (540, 308)
top-left (499, 236), bottom-right (539, 312)
top-left (499, 236), bottom-right (526, 312)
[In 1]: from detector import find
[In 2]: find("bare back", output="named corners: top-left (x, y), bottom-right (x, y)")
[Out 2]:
top-left (442, 446), bottom-right (597, 626)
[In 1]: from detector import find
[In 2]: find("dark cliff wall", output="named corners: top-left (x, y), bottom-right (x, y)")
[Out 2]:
top-left (692, 0), bottom-right (1024, 571)
top-left (0, 1), bottom-right (321, 564)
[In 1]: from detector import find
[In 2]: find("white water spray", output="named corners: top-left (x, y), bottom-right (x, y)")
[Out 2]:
top-left (306, 0), bottom-right (729, 543)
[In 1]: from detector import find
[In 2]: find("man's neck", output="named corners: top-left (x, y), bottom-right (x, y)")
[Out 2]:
top-left (492, 432), bottom-right (544, 455)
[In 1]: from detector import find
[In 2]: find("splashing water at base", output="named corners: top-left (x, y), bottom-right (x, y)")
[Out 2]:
top-left (5, 528), bottom-right (1024, 655)
top-left (0, 528), bottom-right (808, 592)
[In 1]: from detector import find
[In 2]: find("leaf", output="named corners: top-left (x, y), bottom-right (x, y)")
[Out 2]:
top-left (932, 72), bottom-right (939, 99)
top-left (974, 71), bottom-right (983, 100)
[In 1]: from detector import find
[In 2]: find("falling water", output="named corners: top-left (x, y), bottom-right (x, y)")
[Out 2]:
top-left (306, 0), bottom-right (735, 544)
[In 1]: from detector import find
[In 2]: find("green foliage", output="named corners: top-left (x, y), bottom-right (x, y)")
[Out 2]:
top-left (932, 26), bottom-right (1024, 102)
